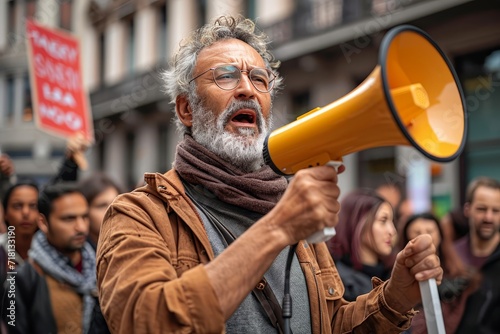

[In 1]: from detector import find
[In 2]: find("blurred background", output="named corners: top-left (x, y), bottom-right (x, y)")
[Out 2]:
top-left (0, 0), bottom-right (499, 217)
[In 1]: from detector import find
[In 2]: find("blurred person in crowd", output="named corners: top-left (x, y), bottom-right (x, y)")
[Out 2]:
top-left (400, 212), bottom-right (479, 334)
top-left (439, 207), bottom-right (470, 278)
top-left (96, 15), bottom-right (443, 333)
top-left (0, 180), bottom-right (39, 267)
top-left (327, 189), bottom-right (397, 301)
top-left (441, 207), bottom-right (469, 243)
top-left (397, 198), bottom-right (414, 230)
top-left (49, 132), bottom-right (91, 185)
top-left (376, 181), bottom-right (406, 267)
top-left (0, 132), bottom-right (89, 192)
top-left (454, 176), bottom-right (500, 333)
top-left (0, 154), bottom-right (17, 199)
top-left (376, 182), bottom-right (403, 217)
top-left (80, 174), bottom-right (122, 334)
top-left (1, 153), bottom-right (18, 234)
top-left (78, 173), bottom-right (123, 251)
top-left (5, 183), bottom-right (97, 334)
top-left (0, 133), bottom-right (89, 269)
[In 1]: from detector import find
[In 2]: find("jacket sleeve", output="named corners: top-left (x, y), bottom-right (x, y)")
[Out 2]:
top-left (332, 278), bottom-right (415, 333)
top-left (96, 191), bottom-right (225, 334)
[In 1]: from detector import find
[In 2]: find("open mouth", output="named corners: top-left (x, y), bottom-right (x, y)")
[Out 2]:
top-left (230, 110), bottom-right (257, 126)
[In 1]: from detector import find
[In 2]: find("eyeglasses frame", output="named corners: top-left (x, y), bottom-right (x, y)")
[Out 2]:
top-left (188, 64), bottom-right (277, 93)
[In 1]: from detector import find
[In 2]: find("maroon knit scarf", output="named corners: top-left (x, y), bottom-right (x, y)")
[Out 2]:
top-left (174, 135), bottom-right (288, 214)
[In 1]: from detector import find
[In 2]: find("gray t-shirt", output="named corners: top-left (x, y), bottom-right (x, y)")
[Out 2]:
top-left (184, 182), bottom-right (312, 333)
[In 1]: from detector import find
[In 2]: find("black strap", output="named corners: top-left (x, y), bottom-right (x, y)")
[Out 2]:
top-left (193, 201), bottom-right (289, 334)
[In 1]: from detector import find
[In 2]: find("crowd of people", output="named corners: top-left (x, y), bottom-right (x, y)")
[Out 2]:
top-left (0, 14), bottom-right (498, 334)
top-left (0, 135), bottom-right (119, 333)
top-left (333, 178), bottom-right (500, 334)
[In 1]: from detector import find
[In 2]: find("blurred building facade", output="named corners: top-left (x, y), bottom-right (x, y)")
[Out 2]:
top-left (1, 0), bottom-right (499, 213)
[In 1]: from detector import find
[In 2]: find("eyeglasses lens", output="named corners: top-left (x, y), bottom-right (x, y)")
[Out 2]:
top-left (213, 65), bottom-right (274, 92)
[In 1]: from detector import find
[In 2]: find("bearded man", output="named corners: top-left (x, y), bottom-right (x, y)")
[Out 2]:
top-left (454, 176), bottom-right (500, 333)
top-left (96, 15), bottom-right (443, 334)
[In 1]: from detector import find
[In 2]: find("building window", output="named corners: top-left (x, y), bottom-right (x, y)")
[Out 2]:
top-left (7, 0), bottom-right (17, 46)
top-left (157, 4), bottom-right (167, 62)
top-left (126, 18), bottom-right (135, 74)
top-left (6, 75), bottom-right (15, 123)
top-left (358, 147), bottom-right (398, 189)
top-left (198, 0), bottom-right (207, 25)
top-left (456, 47), bottom-right (500, 185)
top-left (246, 0), bottom-right (256, 20)
top-left (23, 74), bottom-right (33, 122)
top-left (26, 0), bottom-right (37, 20)
top-left (59, 0), bottom-right (73, 30)
top-left (125, 131), bottom-right (136, 190)
top-left (158, 123), bottom-right (169, 172)
top-left (310, 0), bottom-right (342, 31)
top-left (98, 31), bottom-right (105, 86)
top-left (291, 90), bottom-right (311, 118)
top-left (342, 0), bottom-right (373, 23)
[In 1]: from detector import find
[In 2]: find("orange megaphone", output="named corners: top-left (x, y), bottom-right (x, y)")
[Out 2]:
top-left (263, 25), bottom-right (467, 176)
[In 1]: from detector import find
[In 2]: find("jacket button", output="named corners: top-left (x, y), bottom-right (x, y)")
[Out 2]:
top-left (328, 287), bottom-right (335, 295)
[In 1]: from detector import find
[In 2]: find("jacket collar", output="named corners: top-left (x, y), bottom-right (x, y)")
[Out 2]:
top-left (142, 170), bottom-right (215, 260)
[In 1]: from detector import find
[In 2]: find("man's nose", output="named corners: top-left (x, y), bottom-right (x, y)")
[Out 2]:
top-left (75, 216), bottom-right (89, 232)
top-left (233, 73), bottom-right (256, 98)
top-left (485, 208), bottom-right (497, 222)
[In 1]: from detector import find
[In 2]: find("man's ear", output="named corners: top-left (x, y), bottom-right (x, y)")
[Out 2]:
top-left (463, 202), bottom-right (470, 218)
top-left (37, 213), bottom-right (49, 234)
top-left (176, 95), bottom-right (193, 127)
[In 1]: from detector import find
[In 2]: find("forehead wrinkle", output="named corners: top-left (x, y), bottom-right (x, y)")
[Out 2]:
top-left (196, 39), bottom-right (266, 72)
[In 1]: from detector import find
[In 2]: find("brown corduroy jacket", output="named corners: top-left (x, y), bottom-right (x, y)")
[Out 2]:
top-left (96, 169), bottom-right (413, 333)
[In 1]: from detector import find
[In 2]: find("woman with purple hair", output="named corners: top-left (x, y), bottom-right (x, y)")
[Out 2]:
top-left (327, 189), bottom-right (397, 301)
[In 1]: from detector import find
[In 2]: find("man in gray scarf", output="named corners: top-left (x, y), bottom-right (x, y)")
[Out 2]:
top-left (7, 183), bottom-right (96, 334)
top-left (96, 15), bottom-right (443, 334)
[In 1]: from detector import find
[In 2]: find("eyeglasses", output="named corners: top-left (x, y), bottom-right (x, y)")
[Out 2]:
top-left (189, 64), bottom-right (277, 93)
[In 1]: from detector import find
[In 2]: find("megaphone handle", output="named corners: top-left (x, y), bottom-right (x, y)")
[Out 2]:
top-left (419, 279), bottom-right (446, 334)
top-left (305, 161), bottom-right (342, 244)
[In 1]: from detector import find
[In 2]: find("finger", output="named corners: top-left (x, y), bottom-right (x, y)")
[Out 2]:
top-left (402, 234), bottom-right (434, 258)
top-left (304, 165), bottom-right (339, 183)
top-left (414, 267), bottom-right (443, 283)
top-left (407, 255), bottom-right (441, 275)
top-left (404, 244), bottom-right (438, 267)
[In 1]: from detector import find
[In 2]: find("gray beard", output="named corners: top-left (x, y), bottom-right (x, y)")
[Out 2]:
top-left (189, 94), bottom-right (272, 173)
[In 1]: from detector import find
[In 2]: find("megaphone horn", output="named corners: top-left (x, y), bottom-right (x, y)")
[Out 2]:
top-left (263, 25), bottom-right (467, 176)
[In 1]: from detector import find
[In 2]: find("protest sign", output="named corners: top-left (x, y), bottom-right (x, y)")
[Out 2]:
top-left (26, 20), bottom-right (93, 142)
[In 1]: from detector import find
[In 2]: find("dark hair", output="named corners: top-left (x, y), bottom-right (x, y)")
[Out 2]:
top-left (38, 182), bottom-right (82, 220)
top-left (2, 179), bottom-right (39, 213)
top-left (400, 212), bottom-right (446, 264)
top-left (78, 172), bottom-right (123, 205)
top-left (399, 211), bottom-right (469, 276)
top-left (400, 212), bottom-right (443, 249)
top-left (328, 189), bottom-right (389, 270)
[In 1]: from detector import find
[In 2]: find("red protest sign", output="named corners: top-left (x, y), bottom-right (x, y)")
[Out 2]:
top-left (26, 20), bottom-right (94, 142)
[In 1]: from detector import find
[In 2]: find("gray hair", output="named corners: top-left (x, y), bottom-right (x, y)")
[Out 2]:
top-left (161, 15), bottom-right (283, 133)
